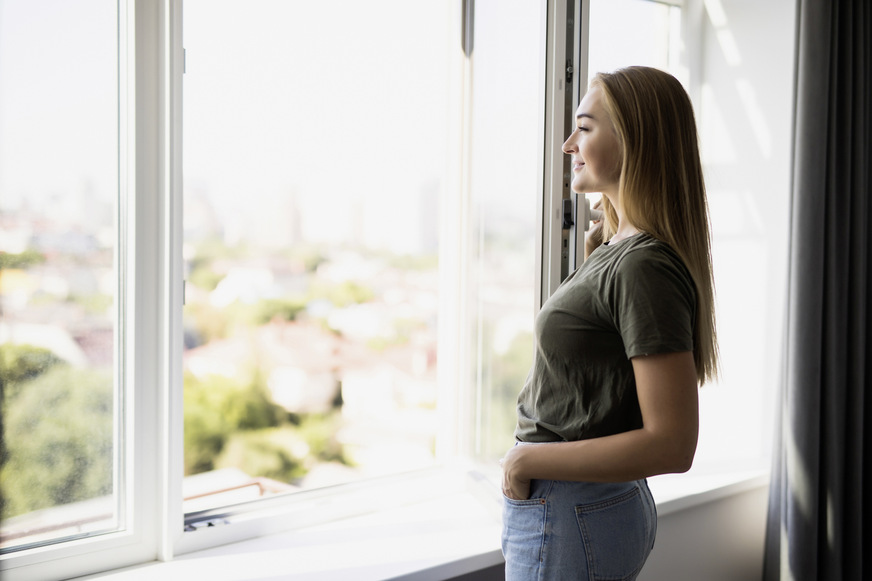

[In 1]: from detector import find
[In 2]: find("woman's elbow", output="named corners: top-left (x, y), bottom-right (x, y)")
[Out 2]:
top-left (654, 435), bottom-right (697, 475)
top-left (670, 448), bottom-right (696, 474)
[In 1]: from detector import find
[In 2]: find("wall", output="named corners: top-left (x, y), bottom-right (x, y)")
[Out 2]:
top-left (640, 482), bottom-right (770, 581)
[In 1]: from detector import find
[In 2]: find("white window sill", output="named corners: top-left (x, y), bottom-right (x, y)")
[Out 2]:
top-left (79, 467), bottom-right (768, 581)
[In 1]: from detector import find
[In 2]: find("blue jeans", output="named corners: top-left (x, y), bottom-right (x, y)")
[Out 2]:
top-left (501, 478), bottom-right (657, 580)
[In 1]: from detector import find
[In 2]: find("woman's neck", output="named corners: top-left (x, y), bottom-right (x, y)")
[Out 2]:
top-left (604, 194), bottom-right (640, 244)
top-left (609, 223), bottom-right (640, 244)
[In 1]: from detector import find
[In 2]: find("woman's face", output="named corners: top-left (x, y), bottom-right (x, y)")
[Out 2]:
top-left (562, 86), bottom-right (622, 197)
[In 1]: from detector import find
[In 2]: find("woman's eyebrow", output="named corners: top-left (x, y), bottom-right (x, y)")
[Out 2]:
top-left (576, 112), bottom-right (595, 120)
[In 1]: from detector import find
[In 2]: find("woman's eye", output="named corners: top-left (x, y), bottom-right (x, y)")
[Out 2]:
top-left (576, 126), bottom-right (589, 133)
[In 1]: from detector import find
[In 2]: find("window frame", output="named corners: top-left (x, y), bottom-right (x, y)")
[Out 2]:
top-left (171, 0), bottom-right (574, 558)
top-left (0, 0), bottom-right (178, 578)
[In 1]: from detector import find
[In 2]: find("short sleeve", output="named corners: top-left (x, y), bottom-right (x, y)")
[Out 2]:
top-left (611, 245), bottom-right (696, 359)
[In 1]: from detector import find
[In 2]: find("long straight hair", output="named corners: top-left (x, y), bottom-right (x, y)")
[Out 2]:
top-left (592, 66), bottom-right (718, 384)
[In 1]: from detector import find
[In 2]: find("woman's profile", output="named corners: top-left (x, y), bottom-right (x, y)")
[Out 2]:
top-left (500, 66), bottom-right (718, 580)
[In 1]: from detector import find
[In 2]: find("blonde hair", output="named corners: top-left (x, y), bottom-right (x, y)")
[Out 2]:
top-left (592, 66), bottom-right (718, 384)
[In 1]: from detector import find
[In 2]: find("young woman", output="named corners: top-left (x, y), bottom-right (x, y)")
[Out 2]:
top-left (500, 66), bottom-right (718, 580)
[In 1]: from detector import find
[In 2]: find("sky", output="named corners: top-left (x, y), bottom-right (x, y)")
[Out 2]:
top-left (0, 0), bottom-right (117, 212)
top-left (182, 0), bottom-right (453, 252)
top-left (0, 0), bottom-right (674, 246)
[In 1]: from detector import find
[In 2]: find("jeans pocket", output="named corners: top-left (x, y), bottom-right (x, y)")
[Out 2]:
top-left (501, 495), bottom-right (547, 567)
top-left (574, 486), bottom-right (654, 581)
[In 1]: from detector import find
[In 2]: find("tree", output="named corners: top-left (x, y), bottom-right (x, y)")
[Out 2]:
top-left (1, 365), bottom-right (113, 519)
top-left (183, 371), bottom-right (286, 475)
top-left (0, 249), bottom-right (45, 270)
top-left (0, 344), bottom-right (63, 400)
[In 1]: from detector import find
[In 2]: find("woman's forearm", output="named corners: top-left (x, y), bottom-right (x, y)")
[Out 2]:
top-left (506, 427), bottom-right (695, 486)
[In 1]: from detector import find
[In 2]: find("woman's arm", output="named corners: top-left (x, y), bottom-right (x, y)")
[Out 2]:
top-left (501, 350), bottom-right (699, 500)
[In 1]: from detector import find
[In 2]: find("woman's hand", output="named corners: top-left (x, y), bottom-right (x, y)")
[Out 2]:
top-left (584, 199), bottom-right (604, 259)
top-left (500, 445), bottom-right (532, 500)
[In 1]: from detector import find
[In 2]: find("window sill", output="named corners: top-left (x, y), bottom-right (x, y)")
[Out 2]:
top-left (79, 466), bottom-right (768, 581)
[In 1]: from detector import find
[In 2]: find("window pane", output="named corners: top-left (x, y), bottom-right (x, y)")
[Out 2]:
top-left (182, 0), bottom-right (451, 513)
top-left (0, 0), bottom-right (120, 551)
top-left (587, 0), bottom-right (682, 83)
top-left (467, 0), bottom-right (542, 461)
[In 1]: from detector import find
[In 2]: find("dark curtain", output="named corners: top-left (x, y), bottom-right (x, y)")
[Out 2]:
top-left (763, 0), bottom-right (871, 579)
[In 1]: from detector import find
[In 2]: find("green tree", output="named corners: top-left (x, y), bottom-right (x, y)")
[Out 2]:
top-left (482, 330), bottom-right (534, 460)
top-left (309, 280), bottom-right (375, 307)
top-left (0, 344), bottom-right (63, 399)
top-left (1, 365), bottom-right (113, 519)
top-left (215, 427), bottom-right (306, 482)
top-left (214, 412), bottom-right (352, 484)
top-left (187, 265), bottom-right (225, 292)
top-left (296, 412), bottom-right (351, 466)
top-left (183, 371), bottom-right (287, 475)
top-left (251, 297), bottom-right (308, 325)
top-left (0, 249), bottom-right (46, 270)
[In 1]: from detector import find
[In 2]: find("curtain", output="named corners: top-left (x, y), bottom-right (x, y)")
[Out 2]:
top-left (763, 0), bottom-right (871, 579)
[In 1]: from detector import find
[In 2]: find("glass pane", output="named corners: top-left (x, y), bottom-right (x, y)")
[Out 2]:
top-left (182, 0), bottom-right (451, 513)
top-left (0, 0), bottom-right (120, 551)
top-left (587, 0), bottom-right (682, 84)
top-left (466, 0), bottom-right (542, 462)
top-left (585, 0), bottom-right (683, 222)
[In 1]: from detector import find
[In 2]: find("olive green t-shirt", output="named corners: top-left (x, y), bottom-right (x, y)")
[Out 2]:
top-left (515, 232), bottom-right (696, 443)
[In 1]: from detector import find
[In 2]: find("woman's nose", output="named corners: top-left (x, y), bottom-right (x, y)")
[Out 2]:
top-left (562, 134), bottom-right (576, 154)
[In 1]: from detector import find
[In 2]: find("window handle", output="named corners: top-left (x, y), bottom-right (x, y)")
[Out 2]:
top-left (563, 198), bottom-right (574, 229)
top-left (462, 0), bottom-right (474, 57)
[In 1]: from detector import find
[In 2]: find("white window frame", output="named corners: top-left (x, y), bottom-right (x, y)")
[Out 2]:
top-left (167, 0), bottom-right (578, 561)
top-left (538, 0), bottom-right (574, 307)
top-left (168, 0), bottom-right (578, 555)
top-left (1, 0), bottom-right (177, 578)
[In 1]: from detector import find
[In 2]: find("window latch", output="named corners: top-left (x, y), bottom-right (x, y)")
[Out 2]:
top-left (185, 517), bottom-right (230, 532)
